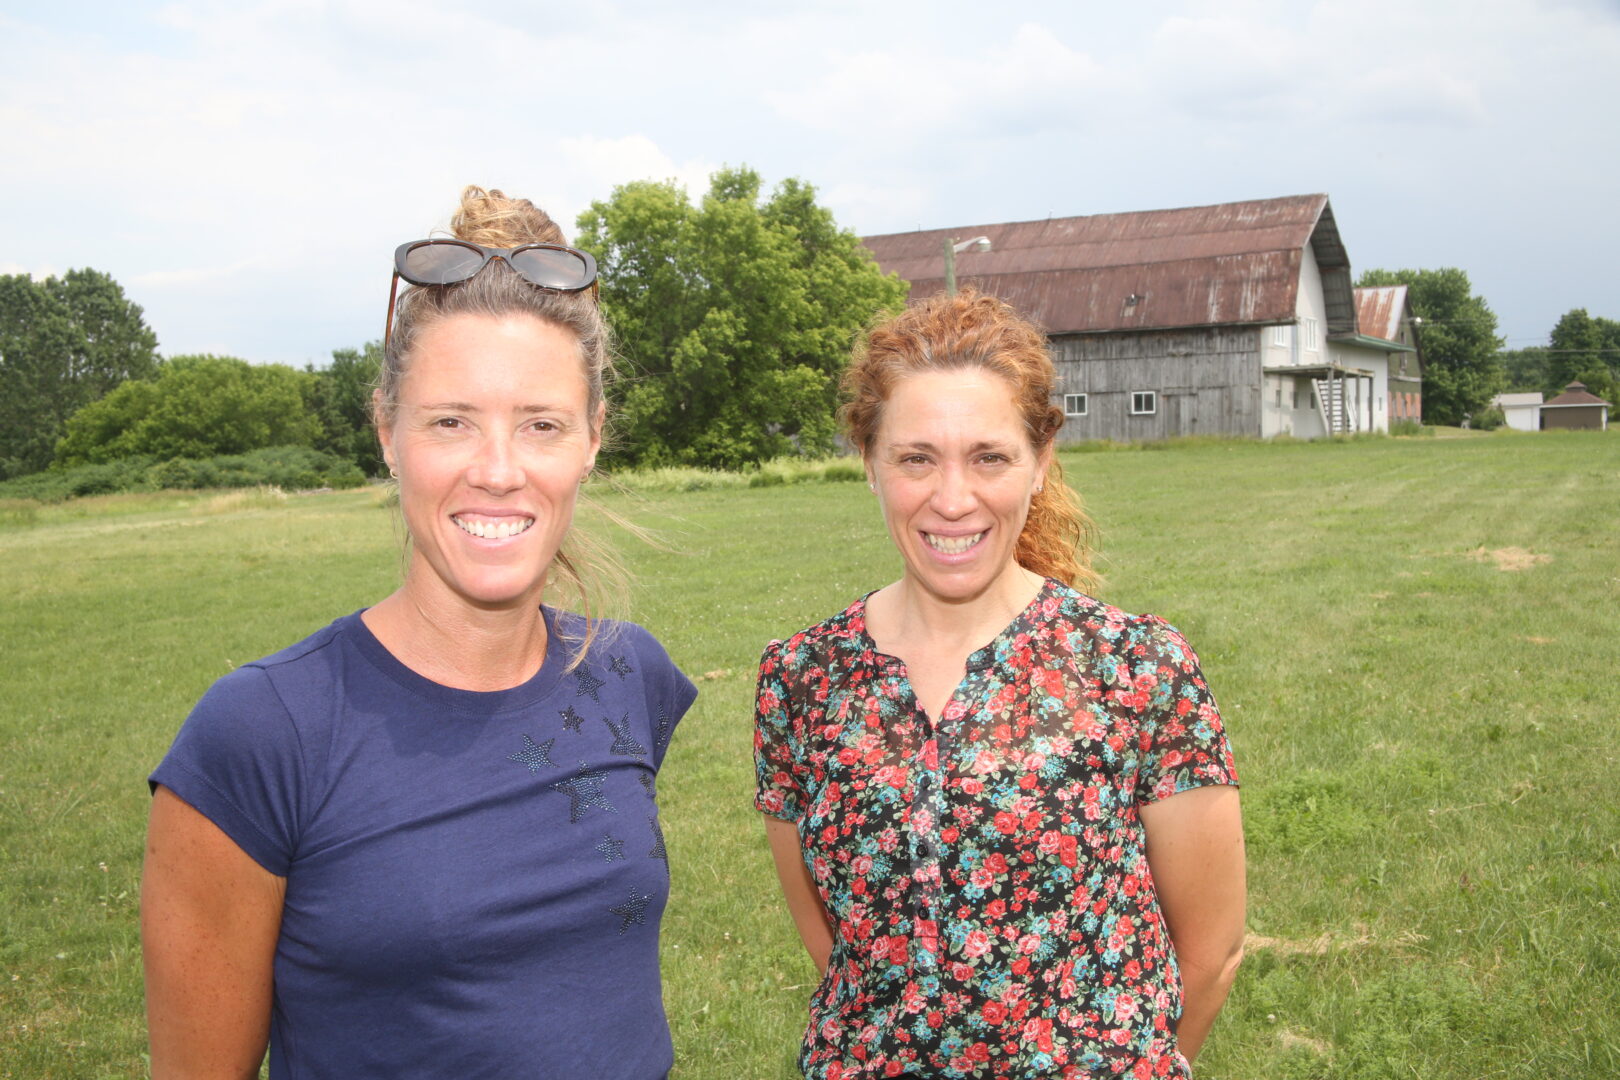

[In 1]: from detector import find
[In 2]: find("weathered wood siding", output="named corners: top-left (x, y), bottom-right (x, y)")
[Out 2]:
top-left (1050, 328), bottom-right (1262, 442)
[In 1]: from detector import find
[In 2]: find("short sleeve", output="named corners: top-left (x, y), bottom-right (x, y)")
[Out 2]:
top-left (626, 624), bottom-right (697, 769)
top-left (753, 638), bottom-right (807, 822)
top-left (1127, 617), bottom-right (1239, 805)
top-left (148, 666), bottom-right (306, 876)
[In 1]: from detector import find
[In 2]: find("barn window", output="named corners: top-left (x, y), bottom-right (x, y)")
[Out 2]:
top-left (1063, 393), bottom-right (1088, 416)
top-left (1130, 391), bottom-right (1157, 415)
top-left (1303, 317), bottom-right (1320, 351)
top-left (1271, 325), bottom-right (1290, 347)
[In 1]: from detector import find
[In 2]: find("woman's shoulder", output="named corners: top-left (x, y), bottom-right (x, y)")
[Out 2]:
top-left (239, 611), bottom-right (363, 673)
top-left (758, 595), bottom-right (868, 671)
top-left (1040, 581), bottom-right (1201, 662)
top-left (548, 611), bottom-right (692, 697)
top-left (176, 614), bottom-right (369, 745)
top-left (550, 610), bottom-right (665, 660)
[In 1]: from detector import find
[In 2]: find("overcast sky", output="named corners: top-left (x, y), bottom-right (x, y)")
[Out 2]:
top-left (3, 0), bottom-right (1617, 366)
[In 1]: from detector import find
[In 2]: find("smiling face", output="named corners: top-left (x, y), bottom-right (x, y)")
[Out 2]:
top-left (867, 368), bottom-right (1051, 607)
top-left (378, 312), bottom-right (601, 614)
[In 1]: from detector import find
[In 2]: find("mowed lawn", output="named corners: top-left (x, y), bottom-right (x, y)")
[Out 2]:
top-left (1, 431), bottom-right (1617, 1079)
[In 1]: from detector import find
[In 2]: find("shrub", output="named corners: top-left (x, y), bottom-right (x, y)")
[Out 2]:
top-left (1388, 419), bottom-right (1431, 437)
top-left (606, 457), bottom-right (867, 494)
top-left (55, 354), bottom-right (321, 466)
top-left (0, 446), bottom-right (364, 502)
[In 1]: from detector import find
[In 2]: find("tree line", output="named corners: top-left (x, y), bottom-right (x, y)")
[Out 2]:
top-left (0, 268), bottom-right (385, 483)
top-left (4, 177), bottom-right (1611, 493)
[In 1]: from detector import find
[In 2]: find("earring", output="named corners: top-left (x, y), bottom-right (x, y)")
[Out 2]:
top-left (389, 467), bottom-right (399, 480)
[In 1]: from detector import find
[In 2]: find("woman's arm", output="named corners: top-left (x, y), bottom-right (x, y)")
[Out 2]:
top-left (763, 815), bottom-right (835, 975)
top-left (1139, 784), bottom-right (1245, 1064)
top-left (142, 785), bottom-right (287, 1080)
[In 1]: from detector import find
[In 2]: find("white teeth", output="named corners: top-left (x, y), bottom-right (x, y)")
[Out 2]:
top-left (454, 516), bottom-right (533, 539)
top-left (925, 532), bottom-right (983, 555)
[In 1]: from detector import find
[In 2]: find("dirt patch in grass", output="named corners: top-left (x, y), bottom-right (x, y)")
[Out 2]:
top-left (1279, 1030), bottom-right (1332, 1055)
top-left (1467, 546), bottom-right (1551, 571)
top-left (1245, 926), bottom-right (1425, 956)
top-left (1523, 635), bottom-right (1557, 645)
top-left (1245, 931), bottom-right (1362, 956)
top-left (1247, 931), bottom-right (1340, 955)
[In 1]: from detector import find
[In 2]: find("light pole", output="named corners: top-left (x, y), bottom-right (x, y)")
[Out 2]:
top-left (943, 235), bottom-right (992, 294)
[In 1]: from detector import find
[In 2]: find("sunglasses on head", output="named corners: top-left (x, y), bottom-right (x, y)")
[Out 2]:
top-left (384, 239), bottom-right (599, 349)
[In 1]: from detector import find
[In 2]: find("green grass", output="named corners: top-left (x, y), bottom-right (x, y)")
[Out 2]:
top-left (2, 431), bottom-right (1617, 1078)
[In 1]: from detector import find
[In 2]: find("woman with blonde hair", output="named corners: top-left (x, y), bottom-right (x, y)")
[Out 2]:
top-left (755, 290), bottom-right (1244, 1078)
top-left (143, 186), bottom-right (694, 1078)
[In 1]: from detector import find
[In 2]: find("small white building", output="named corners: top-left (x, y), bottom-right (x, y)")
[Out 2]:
top-left (1492, 392), bottom-right (1544, 432)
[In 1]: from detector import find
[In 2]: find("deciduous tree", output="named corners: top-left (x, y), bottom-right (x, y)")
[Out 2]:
top-left (575, 167), bottom-right (908, 469)
top-left (0, 269), bottom-right (159, 477)
top-left (305, 342), bottom-right (383, 475)
top-left (1357, 267), bottom-right (1503, 426)
top-left (1500, 347), bottom-right (1549, 393)
top-left (1546, 308), bottom-right (1617, 408)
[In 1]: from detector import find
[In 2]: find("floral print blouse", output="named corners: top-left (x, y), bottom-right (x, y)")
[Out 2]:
top-left (754, 580), bottom-right (1237, 1080)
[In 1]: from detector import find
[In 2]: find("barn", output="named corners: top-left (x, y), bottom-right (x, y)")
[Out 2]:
top-left (862, 194), bottom-right (1421, 442)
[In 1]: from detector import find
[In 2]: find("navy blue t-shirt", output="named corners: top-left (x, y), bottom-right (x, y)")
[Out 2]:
top-left (150, 608), bottom-right (697, 1079)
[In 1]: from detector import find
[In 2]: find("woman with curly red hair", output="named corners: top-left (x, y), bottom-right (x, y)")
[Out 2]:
top-left (755, 290), bottom-right (1245, 1078)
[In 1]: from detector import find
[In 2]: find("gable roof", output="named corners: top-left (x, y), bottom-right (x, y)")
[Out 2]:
top-left (1354, 285), bottom-right (1408, 343)
top-left (861, 194), bottom-right (1357, 337)
top-left (1544, 382), bottom-right (1612, 407)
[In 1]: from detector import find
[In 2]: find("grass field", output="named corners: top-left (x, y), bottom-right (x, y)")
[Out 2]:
top-left (2, 431), bottom-right (1617, 1079)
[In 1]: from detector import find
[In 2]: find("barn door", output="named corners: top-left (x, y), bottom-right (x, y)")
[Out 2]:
top-left (1176, 392), bottom-right (1198, 434)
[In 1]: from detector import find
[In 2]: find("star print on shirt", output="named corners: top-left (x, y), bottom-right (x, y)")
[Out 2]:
top-left (603, 712), bottom-right (649, 760)
top-left (595, 834), bottom-right (625, 862)
top-left (551, 762), bottom-right (617, 822)
top-left (648, 815), bottom-right (667, 863)
top-left (507, 734), bottom-right (556, 773)
top-left (609, 655), bottom-right (635, 679)
top-left (559, 706), bottom-right (587, 733)
top-left (639, 773), bottom-right (656, 798)
top-left (573, 665), bottom-right (606, 703)
top-left (609, 888), bottom-right (652, 934)
top-left (654, 705), bottom-right (672, 752)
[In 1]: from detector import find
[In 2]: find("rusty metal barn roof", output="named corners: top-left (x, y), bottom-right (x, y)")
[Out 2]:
top-left (861, 194), bottom-right (1356, 336)
top-left (1353, 285), bottom-right (1408, 343)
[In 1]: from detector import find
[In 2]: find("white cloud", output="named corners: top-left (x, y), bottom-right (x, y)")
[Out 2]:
top-left (548, 135), bottom-right (720, 226)
top-left (0, 262), bottom-right (62, 280)
top-left (768, 23), bottom-right (1107, 144)
top-left (130, 258), bottom-right (263, 291)
top-left (821, 182), bottom-right (934, 233)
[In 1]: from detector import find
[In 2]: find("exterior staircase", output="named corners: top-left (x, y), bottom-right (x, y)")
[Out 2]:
top-left (1313, 375), bottom-right (1355, 434)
